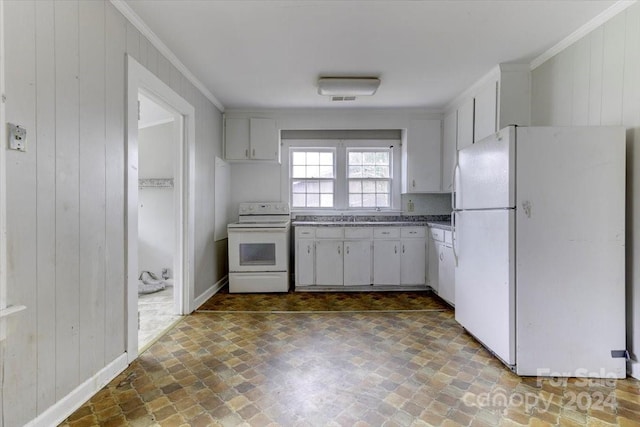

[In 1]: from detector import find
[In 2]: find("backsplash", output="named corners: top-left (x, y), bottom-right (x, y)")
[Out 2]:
top-left (292, 214), bottom-right (451, 222)
top-left (402, 193), bottom-right (452, 215)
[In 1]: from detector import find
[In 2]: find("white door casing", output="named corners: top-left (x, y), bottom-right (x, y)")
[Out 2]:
top-left (126, 55), bottom-right (195, 362)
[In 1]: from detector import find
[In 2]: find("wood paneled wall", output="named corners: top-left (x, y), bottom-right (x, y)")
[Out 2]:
top-left (531, 3), bottom-right (640, 375)
top-left (1, 1), bottom-right (224, 425)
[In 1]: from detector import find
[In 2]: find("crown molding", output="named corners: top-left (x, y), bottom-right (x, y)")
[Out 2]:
top-left (110, 0), bottom-right (225, 112)
top-left (530, 0), bottom-right (637, 70)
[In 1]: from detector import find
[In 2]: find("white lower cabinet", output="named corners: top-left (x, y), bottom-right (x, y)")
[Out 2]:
top-left (296, 239), bottom-right (315, 287)
top-left (344, 240), bottom-right (372, 286)
top-left (401, 239), bottom-right (426, 285)
top-left (373, 240), bottom-right (401, 285)
top-left (427, 228), bottom-right (455, 305)
top-left (315, 240), bottom-right (344, 286)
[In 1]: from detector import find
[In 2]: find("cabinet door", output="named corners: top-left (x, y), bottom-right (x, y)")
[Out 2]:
top-left (427, 237), bottom-right (439, 292)
top-left (373, 240), bottom-right (400, 285)
top-left (474, 80), bottom-right (498, 143)
top-left (404, 119), bottom-right (442, 193)
top-left (439, 245), bottom-right (455, 305)
top-left (296, 239), bottom-right (315, 286)
top-left (457, 98), bottom-right (474, 150)
top-left (250, 118), bottom-right (279, 160)
top-left (225, 117), bottom-right (250, 160)
top-left (344, 240), bottom-right (372, 286)
top-left (315, 240), bottom-right (343, 286)
top-left (400, 239), bottom-right (426, 285)
top-left (442, 111), bottom-right (457, 192)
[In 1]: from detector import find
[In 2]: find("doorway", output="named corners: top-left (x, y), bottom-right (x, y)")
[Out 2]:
top-left (126, 55), bottom-right (196, 361)
top-left (136, 93), bottom-right (180, 351)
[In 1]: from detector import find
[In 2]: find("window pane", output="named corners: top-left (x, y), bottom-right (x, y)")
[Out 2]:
top-left (362, 194), bottom-right (376, 207)
top-left (349, 194), bottom-right (362, 207)
top-left (320, 181), bottom-right (333, 193)
top-left (292, 165), bottom-right (305, 178)
top-left (349, 166), bottom-right (362, 178)
top-left (306, 180), bottom-right (319, 193)
top-left (362, 180), bottom-right (376, 193)
top-left (307, 193), bottom-right (320, 207)
top-left (319, 166), bottom-right (333, 178)
top-left (349, 152), bottom-right (362, 165)
top-left (306, 152), bottom-right (320, 165)
top-left (319, 152), bottom-right (333, 165)
top-left (363, 165), bottom-right (376, 178)
top-left (376, 152), bottom-right (389, 165)
top-left (363, 152), bottom-right (376, 165)
top-left (292, 180), bottom-right (306, 193)
top-left (349, 180), bottom-right (361, 193)
top-left (320, 194), bottom-right (333, 207)
top-left (375, 166), bottom-right (389, 178)
top-left (292, 152), bottom-right (306, 165)
top-left (376, 194), bottom-right (389, 207)
top-left (306, 165), bottom-right (320, 178)
top-left (376, 181), bottom-right (389, 192)
top-left (292, 194), bottom-right (306, 207)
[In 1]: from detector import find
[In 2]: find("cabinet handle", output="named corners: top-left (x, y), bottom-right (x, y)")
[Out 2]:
top-left (402, 245), bottom-right (405, 254)
top-left (440, 252), bottom-right (444, 261)
top-left (346, 246), bottom-right (350, 254)
top-left (338, 245), bottom-right (341, 254)
top-left (245, 148), bottom-right (249, 158)
top-left (394, 245), bottom-right (397, 254)
top-left (307, 245), bottom-right (311, 254)
top-left (252, 148), bottom-right (256, 157)
top-left (382, 231), bottom-right (390, 235)
top-left (412, 179), bottom-right (415, 188)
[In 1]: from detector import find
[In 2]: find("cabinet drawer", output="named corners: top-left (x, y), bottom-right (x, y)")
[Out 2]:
top-left (295, 227), bottom-right (315, 239)
top-left (429, 228), bottom-right (444, 242)
top-left (401, 227), bottom-right (425, 238)
top-left (444, 230), bottom-right (453, 245)
top-left (374, 228), bottom-right (400, 239)
top-left (315, 227), bottom-right (344, 239)
top-left (345, 227), bottom-right (373, 239)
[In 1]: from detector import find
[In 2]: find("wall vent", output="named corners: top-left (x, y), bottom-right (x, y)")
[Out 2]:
top-left (331, 96), bottom-right (356, 102)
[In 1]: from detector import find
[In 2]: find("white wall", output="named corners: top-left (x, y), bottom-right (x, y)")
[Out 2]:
top-left (1, 1), bottom-right (224, 425)
top-left (530, 2), bottom-right (640, 378)
top-left (138, 121), bottom-right (175, 278)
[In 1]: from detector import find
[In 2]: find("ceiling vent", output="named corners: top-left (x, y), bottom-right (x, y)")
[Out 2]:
top-left (331, 96), bottom-right (357, 102)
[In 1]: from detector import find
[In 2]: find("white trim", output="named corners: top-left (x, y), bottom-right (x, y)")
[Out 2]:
top-left (193, 275), bottom-right (228, 310)
top-left (530, 0), bottom-right (637, 70)
top-left (0, 0), bottom-right (7, 342)
top-left (110, 0), bottom-right (225, 112)
top-left (127, 55), bottom-right (196, 362)
top-left (24, 353), bottom-right (128, 427)
top-left (631, 359), bottom-right (640, 380)
top-left (138, 116), bottom-right (174, 130)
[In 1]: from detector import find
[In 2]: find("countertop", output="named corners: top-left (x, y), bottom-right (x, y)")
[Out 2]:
top-left (291, 215), bottom-right (453, 231)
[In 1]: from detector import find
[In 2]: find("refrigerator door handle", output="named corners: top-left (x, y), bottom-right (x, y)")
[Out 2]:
top-left (451, 156), bottom-right (459, 211)
top-left (452, 212), bottom-right (458, 266)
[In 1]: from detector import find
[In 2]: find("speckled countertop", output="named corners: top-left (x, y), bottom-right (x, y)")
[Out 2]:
top-left (292, 215), bottom-right (452, 230)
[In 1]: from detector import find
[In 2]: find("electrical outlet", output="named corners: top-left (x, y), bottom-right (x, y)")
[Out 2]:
top-left (8, 123), bottom-right (26, 151)
top-left (407, 199), bottom-right (415, 212)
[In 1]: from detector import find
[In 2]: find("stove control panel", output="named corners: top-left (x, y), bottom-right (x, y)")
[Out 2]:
top-left (238, 202), bottom-right (290, 216)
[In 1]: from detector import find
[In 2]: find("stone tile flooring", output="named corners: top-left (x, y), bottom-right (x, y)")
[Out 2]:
top-left (139, 285), bottom-right (182, 351)
top-left (61, 291), bottom-right (640, 427)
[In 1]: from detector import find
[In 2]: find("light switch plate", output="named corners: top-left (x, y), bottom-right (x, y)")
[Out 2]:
top-left (8, 123), bottom-right (26, 151)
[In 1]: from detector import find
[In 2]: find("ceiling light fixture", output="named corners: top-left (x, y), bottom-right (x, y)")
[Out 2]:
top-left (317, 77), bottom-right (381, 96)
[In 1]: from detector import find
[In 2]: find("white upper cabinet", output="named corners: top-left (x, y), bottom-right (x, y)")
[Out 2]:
top-left (442, 110), bottom-right (457, 192)
top-left (474, 79), bottom-right (498, 143)
top-left (449, 64), bottom-right (530, 151)
top-left (402, 119), bottom-right (442, 193)
top-left (224, 117), bottom-right (280, 162)
top-left (456, 98), bottom-right (475, 151)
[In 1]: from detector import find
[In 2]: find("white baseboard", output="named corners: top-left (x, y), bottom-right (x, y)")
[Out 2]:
top-left (629, 358), bottom-right (640, 380)
top-left (25, 353), bottom-right (129, 427)
top-left (193, 275), bottom-right (227, 310)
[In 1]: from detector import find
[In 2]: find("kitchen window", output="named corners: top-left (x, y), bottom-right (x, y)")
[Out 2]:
top-left (286, 138), bottom-right (400, 211)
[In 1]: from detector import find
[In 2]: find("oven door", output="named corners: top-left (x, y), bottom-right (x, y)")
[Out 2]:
top-left (228, 228), bottom-right (288, 272)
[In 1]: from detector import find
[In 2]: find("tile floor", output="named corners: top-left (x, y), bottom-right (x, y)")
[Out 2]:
top-left (138, 285), bottom-right (182, 351)
top-left (61, 290), bottom-right (640, 427)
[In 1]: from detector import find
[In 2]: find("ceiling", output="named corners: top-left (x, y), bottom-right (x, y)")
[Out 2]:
top-left (124, 0), bottom-right (618, 111)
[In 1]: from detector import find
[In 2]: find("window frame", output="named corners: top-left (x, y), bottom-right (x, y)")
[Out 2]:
top-left (290, 147), bottom-right (337, 209)
top-left (346, 147), bottom-right (393, 209)
top-left (283, 139), bottom-right (401, 213)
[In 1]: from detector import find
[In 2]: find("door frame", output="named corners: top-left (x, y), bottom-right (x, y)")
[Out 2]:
top-left (126, 55), bottom-right (195, 361)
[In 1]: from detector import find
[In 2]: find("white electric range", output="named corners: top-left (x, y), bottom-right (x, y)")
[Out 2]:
top-left (227, 202), bottom-right (290, 293)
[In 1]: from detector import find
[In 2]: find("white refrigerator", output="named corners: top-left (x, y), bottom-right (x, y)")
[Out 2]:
top-left (453, 126), bottom-right (626, 378)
